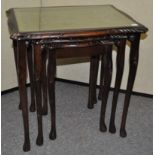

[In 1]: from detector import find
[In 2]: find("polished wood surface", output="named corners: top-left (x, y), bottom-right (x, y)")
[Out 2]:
top-left (17, 41), bottom-right (30, 151)
top-left (109, 39), bottom-right (126, 133)
top-left (34, 44), bottom-right (44, 146)
top-left (120, 34), bottom-right (140, 137)
top-left (41, 47), bottom-right (48, 115)
top-left (48, 48), bottom-right (57, 140)
top-left (88, 55), bottom-right (99, 109)
top-left (7, 5), bottom-right (148, 152)
top-left (100, 45), bottom-right (113, 132)
top-left (27, 43), bottom-right (36, 112)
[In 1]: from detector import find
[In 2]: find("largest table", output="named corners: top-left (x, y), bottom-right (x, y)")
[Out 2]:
top-left (6, 5), bottom-right (148, 151)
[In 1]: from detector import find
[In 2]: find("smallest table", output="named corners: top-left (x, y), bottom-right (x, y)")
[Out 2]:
top-left (6, 5), bottom-right (148, 151)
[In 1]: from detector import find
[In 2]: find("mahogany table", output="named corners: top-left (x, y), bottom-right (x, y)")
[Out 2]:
top-left (6, 5), bottom-right (148, 151)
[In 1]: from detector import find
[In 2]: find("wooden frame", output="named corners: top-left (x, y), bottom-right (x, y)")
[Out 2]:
top-left (6, 5), bottom-right (148, 152)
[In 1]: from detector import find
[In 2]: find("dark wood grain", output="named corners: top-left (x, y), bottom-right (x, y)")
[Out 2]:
top-left (6, 6), bottom-right (148, 152)
top-left (41, 46), bottom-right (48, 115)
top-left (88, 56), bottom-right (99, 109)
top-left (98, 55), bottom-right (104, 100)
top-left (109, 39), bottom-right (126, 133)
top-left (10, 26), bottom-right (148, 41)
top-left (100, 45), bottom-right (113, 132)
top-left (120, 34), bottom-right (140, 137)
top-left (34, 43), bottom-right (43, 146)
top-left (13, 40), bottom-right (22, 110)
top-left (27, 42), bottom-right (36, 112)
top-left (17, 41), bottom-right (30, 151)
top-left (93, 55), bottom-right (100, 104)
top-left (48, 47), bottom-right (57, 140)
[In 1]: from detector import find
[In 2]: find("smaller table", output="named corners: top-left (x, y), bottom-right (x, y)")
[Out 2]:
top-left (6, 5), bottom-right (148, 151)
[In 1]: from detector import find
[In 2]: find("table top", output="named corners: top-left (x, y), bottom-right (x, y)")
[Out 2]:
top-left (6, 5), bottom-right (148, 40)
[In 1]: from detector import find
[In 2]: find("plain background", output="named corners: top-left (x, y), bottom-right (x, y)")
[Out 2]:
top-left (1, 0), bottom-right (153, 94)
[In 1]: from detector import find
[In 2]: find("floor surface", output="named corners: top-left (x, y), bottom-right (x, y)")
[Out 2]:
top-left (1, 82), bottom-right (153, 155)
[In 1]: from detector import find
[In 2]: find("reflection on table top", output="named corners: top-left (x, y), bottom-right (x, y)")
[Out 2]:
top-left (6, 5), bottom-right (141, 34)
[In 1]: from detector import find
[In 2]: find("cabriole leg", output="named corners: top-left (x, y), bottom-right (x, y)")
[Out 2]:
top-left (93, 55), bottom-right (99, 104)
top-left (98, 55), bottom-right (104, 100)
top-left (41, 47), bottom-right (48, 115)
top-left (17, 41), bottom-right (30, 151)
top-left (27, 43), bottom-right (36, 112)
top-left (100, 45), bottom-right (113, 132)
top-left (109, 39), bottom-right (126, 133)
top-left (120, 34), bottom-right (140, 137)
top-left (48, 48), bottom-right (57, 140)
top-left (13, 40), bottom-right (22, 110)
top-left (88, 56), bottom-right (99, 109)
top-left (34, 43), bottom-right (43, 145)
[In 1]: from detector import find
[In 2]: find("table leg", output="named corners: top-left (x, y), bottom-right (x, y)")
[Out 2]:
top-left (34, 44), bottom-right (43, 145)
top-left (41, 47), bottom-right (48, 115)
top-left (98, 55), bottom-right (104, 100)
top-left (109, 39), bottom-right (126, 133)
top-left (13, 40), bottom-right (22, 110)
top-left (48, 48), bottom-right (57, 140)
top-left (17, 41), bottom-right (30, 151)
top-left (88, 56), bottom-right (99, 109)
top-left (93, 56), bottom-right (99, 104)
top-left (120, 34), bottom-right (140, 137)
top-left (100, 45), bottom-right (113, 132)
top-left (27, 43), bottom-right (36, 112)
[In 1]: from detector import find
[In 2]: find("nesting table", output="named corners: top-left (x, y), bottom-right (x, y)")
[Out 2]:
top-left (6, 5), bottom-right (148, 151)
